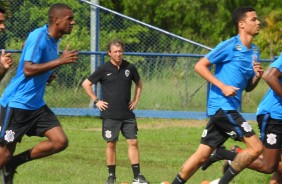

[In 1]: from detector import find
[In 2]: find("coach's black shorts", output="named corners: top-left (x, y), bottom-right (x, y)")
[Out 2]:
top-left (257, 114), bottom-right (282, 149)
top-left (0, 105), bottom-right (61, 144)
top-left (200, 108), bottom-right (256, 148)
top-left (102, 118), bottom-right (138, 141)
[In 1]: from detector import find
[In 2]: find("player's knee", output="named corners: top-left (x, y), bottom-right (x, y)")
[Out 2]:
top-left (249, 141), bottom-right (263, 157)
top-left (0, 149), bottom-right (13, 167)
top-left (263, 163), bottom-right (279, 174)
top-left (53, 137), bottom-right (69, 152)
top-left (127, 139), bottom-right (138, 147)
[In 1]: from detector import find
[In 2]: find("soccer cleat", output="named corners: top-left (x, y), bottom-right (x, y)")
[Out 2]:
top-left (132, 174), bottom-right (149, 184)
top-left (0, 164), bottom-right (17, 184)
top-left (106, 175), bottom-right (116, 184)
top-left (210, 178), bottom-right (220, 184)
top-left (201, 149), bottom-right (223, 170)
top-left (230, 145), bottom-right (242, 153)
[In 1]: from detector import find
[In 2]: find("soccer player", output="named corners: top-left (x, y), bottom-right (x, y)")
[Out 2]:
top-left (204, 53), bottom-right (282, 183)
top-left (0, 8), bottom-right (13, 80)
top-left (171, 6), bottom-right (263, 184)
top-left (0, 3), bottom-right (78, 183)
top-left (82, 39), bottom-right (149, 184)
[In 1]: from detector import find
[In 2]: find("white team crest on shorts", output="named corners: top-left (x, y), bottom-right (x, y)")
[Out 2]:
top-left (105, 130), bottom-right (112, 138)
top-left (202, 129), bottom-right (207, 137)
top-left (4, 130), bottom-right (15, 142)
top-left (241, 122), bottom-right (252, 132)
top-left (125, 70), bottom-right (130, 77)
top-left (266, 133), bottom-right (277, 145)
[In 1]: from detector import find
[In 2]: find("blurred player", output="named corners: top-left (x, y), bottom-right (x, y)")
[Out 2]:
top-left (0, 8), bottom-right (13, 80)
top-left (0, 3), bottom-right (78, 183)
top-left (171, 6), bottom-right (263, 184)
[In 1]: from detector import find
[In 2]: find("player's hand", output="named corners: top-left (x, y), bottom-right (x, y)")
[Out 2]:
top-left (221, 85), bottom-right (240, 97)
top-left (0, 49), bottom-right (14, 69)
top-left (129, 100), bottom-right (138, 110)
top-left (60, 44), bottom-right (78, 64)
top-left (96, 100), bottom-right (108, 111)
top-left (253, 62), bottom-right (263, 78)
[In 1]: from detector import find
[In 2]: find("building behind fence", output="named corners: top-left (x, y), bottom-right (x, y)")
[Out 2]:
top-left (0, 0), bottom-right (273, 119)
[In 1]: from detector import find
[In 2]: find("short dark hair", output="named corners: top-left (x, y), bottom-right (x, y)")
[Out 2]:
top-left (107, 39), bottom-right (125, 52)
top-left (48, 3), bottom-right (72, 24)
top-left (232, 6), bottom-right (255, 31)
top-left (0, 8), bottom-right (6, 14)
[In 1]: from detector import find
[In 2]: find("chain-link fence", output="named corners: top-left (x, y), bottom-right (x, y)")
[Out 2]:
top-left (0, 0), bottom-right (272, 119)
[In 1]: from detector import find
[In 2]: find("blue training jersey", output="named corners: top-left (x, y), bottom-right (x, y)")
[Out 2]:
top-left (257, 52), bottom-right (282, 119)
top-left (206, 35), bottom-right (260, 116)
top-left (0, 25), bottom-right (59, 110)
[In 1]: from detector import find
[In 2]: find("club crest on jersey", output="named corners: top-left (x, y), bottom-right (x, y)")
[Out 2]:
top-left (252, 47), bottom-right (258, 53)
top-left (236, 44), bottom-right (242, 51)
top-left (252, 55), bottom-right (258, 62)
top-left (125, 70), bottom-right (130, 77)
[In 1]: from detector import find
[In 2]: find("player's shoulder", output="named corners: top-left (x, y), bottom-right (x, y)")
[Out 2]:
top-left (213, 36), bottom-right (237, 52)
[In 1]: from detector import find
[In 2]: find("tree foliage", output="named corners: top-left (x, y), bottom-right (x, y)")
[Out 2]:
top-left (100, 0), bottom-right (282, 58)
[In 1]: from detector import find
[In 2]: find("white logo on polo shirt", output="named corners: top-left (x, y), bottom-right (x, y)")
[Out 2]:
top-left (125, 70), bottom-right (130, 77)
top-left (107, 73), bottom-right (112, 76)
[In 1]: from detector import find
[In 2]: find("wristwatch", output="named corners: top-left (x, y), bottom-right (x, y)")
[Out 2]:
top-left (94, 98), bottom-right (99, 104)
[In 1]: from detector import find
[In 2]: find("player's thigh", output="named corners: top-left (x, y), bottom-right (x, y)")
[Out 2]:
top-left (258, 114), bottom-right (282, 149)
top-left (213, 109), bottom-right (256, 140)
top-left (102, 118), bottom-right (122, 141)
top-left (121, 119), bottom-right (138, 139)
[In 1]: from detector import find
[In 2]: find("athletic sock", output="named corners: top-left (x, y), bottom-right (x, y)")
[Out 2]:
top-left (217, 146), bottom-right (238, 161)
top-left (9, 149), bottom-right (32, 168)
top-left (219, 166), bottom-right (239, 184)
top-left (171, 174), bottom-right (187, 184)
top-left (131, 163), bottom-right (140, 178)
top-left (107, 165), bottom-right (116, 176)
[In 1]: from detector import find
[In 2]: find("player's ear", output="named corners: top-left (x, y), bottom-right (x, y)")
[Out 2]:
top-left (238, 20), bottom-right (244, 29)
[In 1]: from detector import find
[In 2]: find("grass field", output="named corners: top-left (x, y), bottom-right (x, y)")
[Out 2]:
top-left (12, 116), bottom-right (271, 184)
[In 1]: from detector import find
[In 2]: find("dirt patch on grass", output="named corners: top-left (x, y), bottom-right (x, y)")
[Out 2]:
top-left (138, 119), bottom-right (207, 129)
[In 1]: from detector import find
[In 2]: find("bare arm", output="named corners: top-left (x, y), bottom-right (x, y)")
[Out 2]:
top-left (194, 57), bottom-right (239, 96)
top-left (129, 80), bottom-right (142, 110)
top-left (81, 78), bottom-right (108, 111)
top-left (263, 67), bottom-right (282, 98)
top-left (24, 45), bottom-right (78, 77)
top-left (245, 62), bottom-right (264, 92)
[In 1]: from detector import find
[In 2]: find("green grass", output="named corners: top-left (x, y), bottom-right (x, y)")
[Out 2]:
top-left (12, 116), bottom-right (271, 184)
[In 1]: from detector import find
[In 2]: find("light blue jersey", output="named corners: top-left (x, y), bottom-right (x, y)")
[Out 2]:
top-left (257, 53), bottom-right (282, 119)
top-left (206, 35), bottom-right (260, 116)
top-left (0, 25), bottom-right (59, 110)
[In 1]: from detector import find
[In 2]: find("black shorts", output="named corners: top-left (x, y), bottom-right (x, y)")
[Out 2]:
top-left (257, 114), bottom-right (282, 149)
top-left (201, 109), bottom-right (256, 148)
top-left (0, 105), bottom-right (61, 144)
top-left (102, 118), bottom-right (138, 141)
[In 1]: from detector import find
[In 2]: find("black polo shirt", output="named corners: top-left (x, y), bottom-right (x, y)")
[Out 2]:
top-left (88, 59), bottom-right (140, 119)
